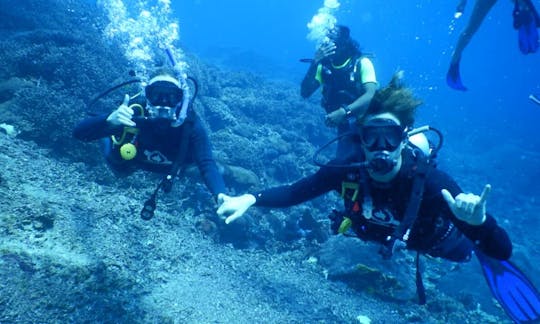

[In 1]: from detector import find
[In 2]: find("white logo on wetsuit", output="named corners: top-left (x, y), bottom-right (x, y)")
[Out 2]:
top-left (366, 207), bottom-right (400, 227)
top-left (143, 150), bottom-right (172, 165)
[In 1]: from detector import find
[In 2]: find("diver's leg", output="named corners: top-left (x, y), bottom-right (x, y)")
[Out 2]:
top-left (451, 0), bottom-right (498, 64)
top-left (456, 0), bottom-right (469, 17)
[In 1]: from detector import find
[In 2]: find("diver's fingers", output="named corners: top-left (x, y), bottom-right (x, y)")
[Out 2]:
top-left (225, 212), bottom-right (243, 225)
top-left (122, 94), bottom-right (130, 106)
top-left (117, 105), bottom-right (135, 126)
top-left (216, 201), bottom-right (230, 217)
top-left (464, 199), bottom-right (475, 215)
top-left (118, 116), bottom-right (136, 127)
top-left (320, 43), bottom-right (336, 56)
top-left (118, 105), bottom-right (134, 117)
top-left (441, 189), bottom-right (456, 208)
top-left (322, 42), bottom-right (335, 50)
top-left (217, 193), bottom-right (228, 205)
top-left (478, 184), bottom-right (491, 205)
top-left (324, 48), bottom-right (336, 56)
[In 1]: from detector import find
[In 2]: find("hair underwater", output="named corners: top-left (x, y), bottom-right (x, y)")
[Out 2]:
top-left (359, 72), bottom-right (423, 128)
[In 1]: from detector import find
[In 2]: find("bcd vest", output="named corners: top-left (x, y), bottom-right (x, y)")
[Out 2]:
top-left (319, 55), bottom-right (366, 113)
top-left (337, 148), bottom-right (449, 254)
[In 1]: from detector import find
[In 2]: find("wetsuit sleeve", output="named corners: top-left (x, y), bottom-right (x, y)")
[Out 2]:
top-left (190, 116), bottom-right (227, 198)
top-left (73, 114), bottom-right (122, 141)
top-left (425, 169), bottom-right (512, 260)
top-left (300, 62), bottom-right (322, 99)
top-left (359, 57), bottom-right (377, 84)
top-left (254, 166), bottom-right (343, 208)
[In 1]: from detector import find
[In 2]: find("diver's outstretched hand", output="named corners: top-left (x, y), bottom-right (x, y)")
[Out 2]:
top-left (106, 94), bottom-right (135, 127)
top-left (217, 193), bottom-right (256, 224)
top-left (441, 184), bottom-right (491, 225)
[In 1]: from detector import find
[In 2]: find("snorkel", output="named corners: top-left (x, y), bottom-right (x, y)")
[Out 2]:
top-left (165, 47), bottom-right (191, 127)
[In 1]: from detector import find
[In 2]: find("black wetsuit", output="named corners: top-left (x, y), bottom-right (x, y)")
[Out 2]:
top-left (73, 111), bottom-right (226, 198)
top-left (254, 150), bottom-right (512, 261)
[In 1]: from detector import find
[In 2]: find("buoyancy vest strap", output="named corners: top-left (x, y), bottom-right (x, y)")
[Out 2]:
top-left (140, 111), bottom-right (195, 220)
top-left (397, 153), bottom-right (429, 239)
top-left (315, 64), bottom-right (324, 84)
top-left (380, 152), bottom-right (430, 259)
top-left (160, 111), bottom-right (194, 193)
top-left (341, 181), bottom-right (360, 201)
top-left (379, 152), bottom-right (430, 304)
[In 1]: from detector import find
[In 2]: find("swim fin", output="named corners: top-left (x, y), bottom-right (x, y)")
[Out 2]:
top-left (517, 16), bottom-right (539, 54)
top-left (513, 0), bottom-right (540, 54)
top-left (446, 59), bottom-right (468, 91)
top-left (523, 0), bottom-right (540, 27)
top-left (475, 250), bottom-right (540, 323)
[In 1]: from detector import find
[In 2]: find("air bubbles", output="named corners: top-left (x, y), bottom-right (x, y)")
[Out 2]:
top-left (307, 0), bottom-right (341, 47)
top-left (324, 0), bottom-right (340, 9)
top-left (99, 0), bottom-right (186, 77)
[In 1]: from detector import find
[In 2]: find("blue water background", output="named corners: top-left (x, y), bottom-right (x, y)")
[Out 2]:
top-left (172, 2), bottom-right (540, 279)
top-left (176, 0), bottom-right (540, 140)
top-left (176, 0), bottom-right (540, 198)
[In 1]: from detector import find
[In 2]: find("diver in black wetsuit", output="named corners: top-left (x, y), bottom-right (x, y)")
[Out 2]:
top-left (218, 80), bottom-right (511, 262)
top-left (74, 68), bottom-right (226, 201)
top-left (217, 75), bottom-right (540, 322)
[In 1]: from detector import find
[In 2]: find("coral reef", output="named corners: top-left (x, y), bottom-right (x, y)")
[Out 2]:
top-left (0, 1), bottom-right (534, 323)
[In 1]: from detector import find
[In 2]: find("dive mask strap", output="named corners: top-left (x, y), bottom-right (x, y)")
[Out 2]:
top-left (379, 153), bottom-right (430, 258)
top-left (170, 75), bottom-right (191, 127)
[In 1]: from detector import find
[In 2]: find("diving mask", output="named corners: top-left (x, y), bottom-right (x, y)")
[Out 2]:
top-left (360, 119), bottom-right (405, 152)
top-left (144, 76), bottom-right (183, 121)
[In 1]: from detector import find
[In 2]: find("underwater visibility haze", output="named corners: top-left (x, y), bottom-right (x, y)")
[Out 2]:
top-left (0, 0), bottom-right (539, 323)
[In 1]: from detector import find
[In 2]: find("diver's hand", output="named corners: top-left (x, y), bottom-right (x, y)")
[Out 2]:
top-left (441, 184), bottom-right (491, 225)
top-left (325, 107), bottom-right (348, 127)
top-left (314, 41), bottom-right (336, 63)
top-left (107, 94), bottom-right (135, 127)
top-left (216, 193), bottom-right (256, 224)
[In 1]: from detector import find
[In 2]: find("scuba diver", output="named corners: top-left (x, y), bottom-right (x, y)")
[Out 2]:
top-left (447, 0), bottom-right (540, 91)
top-left (301, 25), bottom-right (377, 158)
top-left (73, 67), bottom-right (227, 219)
top-left (217, 75), bottom-right (540, 323)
